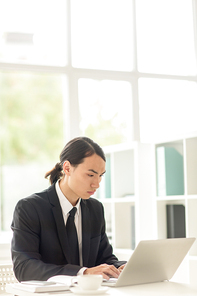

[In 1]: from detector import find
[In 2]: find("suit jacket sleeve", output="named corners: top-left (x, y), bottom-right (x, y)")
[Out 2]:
top-left (11, 195), bottom-right (82, 281)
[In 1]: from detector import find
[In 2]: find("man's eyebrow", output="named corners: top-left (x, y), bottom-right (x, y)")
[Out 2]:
top-left (88, 169), bottom-right (106, 175)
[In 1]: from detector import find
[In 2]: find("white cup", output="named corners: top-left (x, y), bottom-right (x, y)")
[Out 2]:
top-left (75, 275), bottom-right (103, 290)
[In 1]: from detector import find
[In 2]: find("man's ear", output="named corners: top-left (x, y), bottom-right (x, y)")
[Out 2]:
top-left (63, 160), bottom-right (71, 176)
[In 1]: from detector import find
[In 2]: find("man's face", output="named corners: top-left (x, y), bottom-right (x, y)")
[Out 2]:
top-left (67, 153), bottom-right (106, 200)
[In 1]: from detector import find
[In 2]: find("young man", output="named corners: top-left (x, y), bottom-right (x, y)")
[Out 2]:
top-left (11, 137), bottom-right (126, 281)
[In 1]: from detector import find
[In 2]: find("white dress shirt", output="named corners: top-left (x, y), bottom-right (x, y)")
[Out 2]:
top-left (55, 181), bottom-right (86, 274)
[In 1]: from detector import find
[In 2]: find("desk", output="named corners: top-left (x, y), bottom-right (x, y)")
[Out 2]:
top-left (107, 281), bottom-right (197, 295)
top-left (5, 281), bottom-right (197, 296)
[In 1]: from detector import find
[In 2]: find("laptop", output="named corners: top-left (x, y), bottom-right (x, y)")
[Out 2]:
top-left (103, 237), bottom-right (196, 287)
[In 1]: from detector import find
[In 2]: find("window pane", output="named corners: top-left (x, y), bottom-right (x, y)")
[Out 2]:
top-left (0, 72), bottom-right (65, 230)
top-left (71, 0), bottom-right (134, 71)
top-left (139, 78), bottom-right (197, 142)
top-left (0, 0), bottom-right (67, 66)
top-left (136, 0), bottom-right (196, 75)
top-left (78, 78), bottom-right (133, 146)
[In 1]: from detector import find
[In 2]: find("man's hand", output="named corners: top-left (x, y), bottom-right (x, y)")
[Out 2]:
top-left (84, 264), bottom-right (120, 280)
top-left (118, 264), bottom-right (126, 272)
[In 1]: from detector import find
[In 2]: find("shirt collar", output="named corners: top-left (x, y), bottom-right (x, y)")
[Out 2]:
top-left (55, 180), bottom-right (81, 216)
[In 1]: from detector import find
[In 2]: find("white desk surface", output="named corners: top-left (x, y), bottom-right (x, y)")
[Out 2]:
top-left (5, 281), bottom-right (197, 296)
top-left (108, 281), bottom-right (197, 295)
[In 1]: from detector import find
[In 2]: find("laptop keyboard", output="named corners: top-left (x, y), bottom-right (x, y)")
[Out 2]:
top-left (102, 278), bottom-right (118, 285)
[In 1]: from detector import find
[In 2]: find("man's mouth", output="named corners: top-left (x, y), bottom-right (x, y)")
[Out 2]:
top-left (87, 190), bottom-right (96, 195)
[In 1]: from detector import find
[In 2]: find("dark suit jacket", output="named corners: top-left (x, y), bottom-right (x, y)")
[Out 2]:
top-left (11, 184), bottom-right (125, 281)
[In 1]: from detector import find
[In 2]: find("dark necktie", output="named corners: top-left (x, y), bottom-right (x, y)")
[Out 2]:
top-left (66, 207), bottom-right (79, 265)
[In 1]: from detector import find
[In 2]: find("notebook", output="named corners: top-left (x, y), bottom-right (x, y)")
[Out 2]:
top-left (6, 281), bottom-right (69, 293)
top-left (103, 237), bottom-right (196, 287)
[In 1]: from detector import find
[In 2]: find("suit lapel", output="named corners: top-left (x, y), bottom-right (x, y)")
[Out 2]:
top-left (47, 184), bottom-right (72, 264)
top-left (81, 200), bottom-right (91, 266)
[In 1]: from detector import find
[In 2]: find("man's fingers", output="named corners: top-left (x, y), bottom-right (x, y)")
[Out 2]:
top-left (104, 265), bottom-right (120, 278)
top-left (118, 264), bottom-right (126, 272)
top-left (84, 264), bottom-right (120, 279)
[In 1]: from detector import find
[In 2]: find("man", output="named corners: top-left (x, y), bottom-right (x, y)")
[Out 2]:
top-left (11, 137), bottom-right (126, 281)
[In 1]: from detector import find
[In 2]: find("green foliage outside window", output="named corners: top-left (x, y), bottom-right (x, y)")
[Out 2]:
top-left (0, 71), bottom-right (64, 230)
top-left (0, 72), bottom-right (64, 165)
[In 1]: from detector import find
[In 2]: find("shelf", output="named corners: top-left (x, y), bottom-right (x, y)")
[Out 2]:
top-left (187, 195), bottom-right (197, 200)
top-left (185, 137), bottom-right (197, 195)
top-left (156, 200), bottom-right (186, 240)
top-left (154, 135), bottom-right (197, 285)
top-left (156, 196), bottom-right (185, 201)
top-left (156, 141), bottom-right (184, 196)
top-left (156, 195), bottom-right (197, 201)
top-left (100, 196), bottom-right (135, 203)
top-left (114, 202), bottom-right (135, 250)
top-left (101, 134), bottom-right (197, 284)
top-left (112, 149), bottom-right (135, 198)
top-left (96, 143), bottom-right (137, 252)
top-left (186, 199), bottom-right (197, 256)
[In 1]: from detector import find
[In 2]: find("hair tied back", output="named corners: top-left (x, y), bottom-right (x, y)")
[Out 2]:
top-left (55, 162), bottom-right (62, 172)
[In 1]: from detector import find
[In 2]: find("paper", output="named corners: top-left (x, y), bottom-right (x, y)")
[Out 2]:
top-left (6, 281), bottom-right (69, 293)
top-left (47, 275), bottom-right (75, 286)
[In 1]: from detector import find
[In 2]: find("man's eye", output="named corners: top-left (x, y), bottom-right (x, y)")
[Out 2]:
top-left (88, 174), bottom-right (94, 177)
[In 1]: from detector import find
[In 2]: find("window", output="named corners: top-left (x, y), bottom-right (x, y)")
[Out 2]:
top-left (78, 79), bottom-right (133, 146)
top-left (0, 0), bottom-right (68, 232)
top-left (136, 0), bottom-right (197, 141)
top-left (0, 0), bottom-right (67, 66)
top-left (136, 0), bottom-right (196, 75)
top-left (138, 78), bottom-right (197, 142)
top-left (71, 0), bottom-right (134, 71)
top-left (0, 72), bottom-right (65, 230)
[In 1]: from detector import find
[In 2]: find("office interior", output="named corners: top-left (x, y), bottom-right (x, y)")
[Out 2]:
top-left (0, 0), bottom-right (197, 286)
